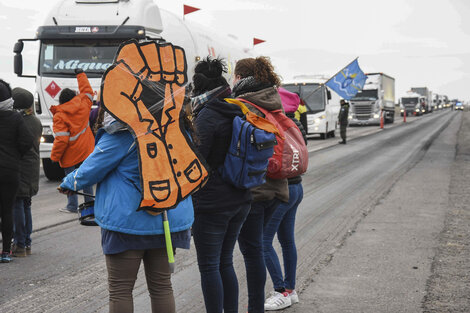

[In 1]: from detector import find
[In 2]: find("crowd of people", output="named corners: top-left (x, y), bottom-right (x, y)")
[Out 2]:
top-left (0, 55), bottom-right (311, 313)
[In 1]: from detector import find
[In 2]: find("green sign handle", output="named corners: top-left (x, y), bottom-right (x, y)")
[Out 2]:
top-left (163, 211), bottom-right (175, 272)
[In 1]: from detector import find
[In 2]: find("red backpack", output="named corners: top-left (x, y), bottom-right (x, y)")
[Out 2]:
top-left (238, 98), bottom-right (308, 179)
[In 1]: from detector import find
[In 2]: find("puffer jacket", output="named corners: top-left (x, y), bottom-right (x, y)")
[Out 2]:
top-left (60, 126), bottom-right (194, 235)
top-left (0, 109), bottom-right (33, 180)
top-left (192, 95), bottom-right (252, 213)
top-left (233, 82), bottom-right (289, 203)
top-left (50, 73), bottom-right (95, 168)
top-left (17, 113), bottom-right (42, 197)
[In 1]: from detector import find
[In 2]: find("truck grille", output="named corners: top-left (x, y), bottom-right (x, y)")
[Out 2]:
top-left (354, 104), bottom-right (372, 119)
top-left (354, 104), bottom-right (372, 115)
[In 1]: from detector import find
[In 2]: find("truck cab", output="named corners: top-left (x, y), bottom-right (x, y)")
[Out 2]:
top-left (400, 91), bottom-right (426, 116)
top-left (349, 73), bottom-right (395, 125)
top-left (283, 75), bottom-right (340, 139)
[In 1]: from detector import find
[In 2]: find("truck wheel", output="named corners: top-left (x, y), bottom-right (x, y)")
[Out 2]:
top-left (42, 158), bottom-right (65, 181)
top-left (330, 130), bottom-right (336, 137)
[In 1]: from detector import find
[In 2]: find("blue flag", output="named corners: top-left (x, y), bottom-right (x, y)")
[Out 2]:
top-left (325, 59), bottom-right (367, 100)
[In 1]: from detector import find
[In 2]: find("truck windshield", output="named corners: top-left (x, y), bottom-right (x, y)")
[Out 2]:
top-left (401, 97), bottom-right (418, 105)
top-left (39, 40), bottom-right (121, 78)
top-left (283, 83), bottom-right (325, 113)
top-left (351, 89), bottom-right (378, 101)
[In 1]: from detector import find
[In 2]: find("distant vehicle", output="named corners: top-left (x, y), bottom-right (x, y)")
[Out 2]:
top-left (283, 75), bottom-right (341, 139)
top-left (411, 87), bottom-right (433, 113)
top-left (454, 100), bottom-right (464, 110)
top-left (442, 95), bottom-right (451, 108)
top-left (349, 73), bottom-right (395, 125)
top-left (432, 94), bottom-right (444, 110)
top-left (13, 0), bottom-right (251, 180)
top-left (400, 91), bottom-right (427, 116)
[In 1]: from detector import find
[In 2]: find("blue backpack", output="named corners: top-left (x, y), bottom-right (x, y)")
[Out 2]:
top-left (219, 116), bottom-right (277, 189)
top-left (218, 99), bottom-right (278, 189)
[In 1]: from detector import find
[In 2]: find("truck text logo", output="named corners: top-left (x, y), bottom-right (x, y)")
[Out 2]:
top-left (54, 60), bottom-right (112, 71)
top-left (75, 27), bottom-right (91, 33)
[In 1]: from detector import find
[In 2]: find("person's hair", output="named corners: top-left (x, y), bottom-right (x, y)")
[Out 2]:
top-left (192, 56), bottom-right (228, 96)
top-left (59, 88), bottom-right (76, 104)
top-left (234, 56), bottom-right (281, 87)
top-left (93, 105), bottom-right (106, 134)
top-left (0, 79), bottom-right (12, 101)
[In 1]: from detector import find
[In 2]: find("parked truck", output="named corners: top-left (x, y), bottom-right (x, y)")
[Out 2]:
top-left (283, 75), bottom-right (341, 139)
top-left (349, 73), bottom-right (395, 125)
top-left (13, 0), bottom-right (251, 180)
top-left (411, 87), bottom-right (433, 113)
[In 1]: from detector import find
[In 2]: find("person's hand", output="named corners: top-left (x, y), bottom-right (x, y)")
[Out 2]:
top-left (74, 68), bottom-right (84, 75)
top-left (57, 187), bottom-right (75, 196)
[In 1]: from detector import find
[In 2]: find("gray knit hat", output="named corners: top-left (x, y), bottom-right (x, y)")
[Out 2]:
top-left (12, 87), bottom-right (34, 110)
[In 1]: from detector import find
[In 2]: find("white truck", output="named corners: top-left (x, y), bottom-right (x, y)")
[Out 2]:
top-left (400, 91), bottom-right (426, 116)
top-left (282, 75), bottom-right (341, 139)
top-left (13, 0), bottom-right (250, 180)
top-left (349, 73), bottom-right (395, 125)
top-left (411, 87), bottom-right (433, 113)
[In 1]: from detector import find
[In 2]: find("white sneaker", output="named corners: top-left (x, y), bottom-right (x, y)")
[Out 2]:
top-left (264, 291), bottom-right (292, 311)
top-left (288, 290), bottom-right (299, 304)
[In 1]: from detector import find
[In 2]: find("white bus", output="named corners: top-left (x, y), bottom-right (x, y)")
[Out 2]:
top-left (283, 75), bottom-right (341, 139)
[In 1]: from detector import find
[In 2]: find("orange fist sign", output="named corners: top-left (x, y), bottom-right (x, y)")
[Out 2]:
top-left (101, 40), bottom-right (208, 214)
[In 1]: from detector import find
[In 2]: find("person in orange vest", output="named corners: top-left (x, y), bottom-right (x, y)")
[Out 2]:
top-left (50, 68), bottom-right (94, 213)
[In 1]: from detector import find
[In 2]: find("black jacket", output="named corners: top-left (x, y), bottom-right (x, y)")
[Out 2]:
top-left (192, 97), bottom-right (252, 213)
top-left (0, 110), bottom-right (34, 181)
top-left (17, 113), bottom-right (42, 197)
top-left (338, 104), bottom-right (349, 126)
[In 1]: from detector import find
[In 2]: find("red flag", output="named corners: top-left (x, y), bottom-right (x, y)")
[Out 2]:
top-left (184, 5), bottom-right (200, 15)
top-left (253, 38), bottom-right (266, 46)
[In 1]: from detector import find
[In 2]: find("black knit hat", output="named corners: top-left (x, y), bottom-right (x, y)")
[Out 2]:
top-left (0, 79), bottom-right (12, 102)
top-left (12, 87), bottom-right (34, 110)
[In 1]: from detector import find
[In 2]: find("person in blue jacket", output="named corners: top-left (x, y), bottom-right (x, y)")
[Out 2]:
top-left (59, 111), bottom-right (194, 313)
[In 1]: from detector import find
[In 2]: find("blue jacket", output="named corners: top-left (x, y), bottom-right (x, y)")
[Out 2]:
top-left (60, 127), bottom-right (194, 235)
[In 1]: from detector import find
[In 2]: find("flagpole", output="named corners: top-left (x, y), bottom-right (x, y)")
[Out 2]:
top-left (300, 56), bottom-right (359, 102)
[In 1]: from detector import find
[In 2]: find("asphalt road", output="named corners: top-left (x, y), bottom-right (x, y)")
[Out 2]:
top-left (0, 109), bottom-right (463, 313)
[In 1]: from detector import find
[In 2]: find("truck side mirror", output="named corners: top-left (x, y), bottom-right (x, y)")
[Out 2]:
top-left (13, 39), bottom-right (37, 78)
top-left (327, 89), bottom-right (331, 100)
top-left (13, 41), bottom-right (24, 54)
top-left (14, 54), bottom-right (23, 76)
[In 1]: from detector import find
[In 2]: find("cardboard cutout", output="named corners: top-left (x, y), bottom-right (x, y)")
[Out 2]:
top-left (101, 40), bottom-right (209, 214)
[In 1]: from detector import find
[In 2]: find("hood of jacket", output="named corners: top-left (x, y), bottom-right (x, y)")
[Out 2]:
top-left (237, 86), bottom-right (284, 113)
top-left (50, 98), bottom-right (82, 116)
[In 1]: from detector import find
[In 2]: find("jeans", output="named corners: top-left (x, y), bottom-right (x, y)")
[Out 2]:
top-left (192, 203), bottom-right (251, 313)
top-left (64, 165), bottom-right (94, 211)
top-left (13, 197), bottom-right (33, 248)
top-left (105, 248), bottom-right (175, 313)
top-left (263, 183), bottom-right (303, 291)
top-left (238, 198), bottom-right (281, 313)
top-left (0, 174), bottom-right (19, 253)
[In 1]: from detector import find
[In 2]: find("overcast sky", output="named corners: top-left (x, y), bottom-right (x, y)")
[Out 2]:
top-left (1, 0), bottom-right (469, 100)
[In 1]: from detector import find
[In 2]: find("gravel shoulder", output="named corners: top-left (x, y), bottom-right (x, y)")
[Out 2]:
top-left (422, 112), bottom-right (470, 313)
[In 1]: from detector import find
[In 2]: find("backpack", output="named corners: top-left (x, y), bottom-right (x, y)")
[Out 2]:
top-left (238, 98), bottom-right (309, 179)
top-left (219, 99), bottom-right (279, 189)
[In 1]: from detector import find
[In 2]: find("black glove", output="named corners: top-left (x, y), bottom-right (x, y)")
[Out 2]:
top-left (75, 68), bottom-right (84, 74)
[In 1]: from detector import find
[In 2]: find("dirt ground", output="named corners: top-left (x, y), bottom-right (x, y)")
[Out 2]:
top-left (422, 112), bottom-right (470, 313)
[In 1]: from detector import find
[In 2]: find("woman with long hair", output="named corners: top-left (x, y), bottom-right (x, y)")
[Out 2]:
top-left (232, 57), bottom-right (289, 313)
top-left (191, 56), bottom-right (252, 313)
